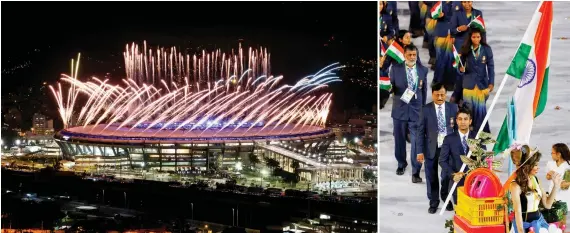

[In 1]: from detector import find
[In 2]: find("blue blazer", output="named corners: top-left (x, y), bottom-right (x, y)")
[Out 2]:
top-left (439, 130), bottom-right (477, 174)
top-left (380, 14), bottom-right (395, 40)
top-left (425, 1), bottom-right (454, 37)
top-left (453, 45), bottom-right (495, 100)
top-left (417, 101), bottom-right (458, 160)
top-left (390, 62), bottom-right (428, 121)
top-left (451, 8), bottom-right (484, 48)
top-left (386, 2), bottom-right (399, 33)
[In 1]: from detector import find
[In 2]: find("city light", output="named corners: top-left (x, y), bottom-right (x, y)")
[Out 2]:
top-left (15, 139), bottom-right (21, 146)
top-left (261, 168), bottom-right (269, 177)
top-left (354, 137), bottom-right (359, 143)
top-left (235, 161), bottom-right (243, 171)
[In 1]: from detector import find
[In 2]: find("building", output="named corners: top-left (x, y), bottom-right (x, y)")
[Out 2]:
top-left (54, 123), bottom-right (365, 182)
top-left (43, 141), bottom-right (62, 157)
top-left (258, 143), bottom-right (364, 182)
top-left (325, 140), bottom-right (348, 158)
top-left (332, 127), bottom-right (343, 142)
top-left (348, 119), bottom-right (367, 128)
top-left (364, 127), bottom-right (375, 139)
top-left (32, 113), bottom-right (48, 135)
top-left (54, 123), bottom-right (336, 172)
top-left (47, 119), bottom-right (54, 130)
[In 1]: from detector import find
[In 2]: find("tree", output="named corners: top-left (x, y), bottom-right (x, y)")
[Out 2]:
top-left (363, 169), bottom-right (376, 180)
top-left (291, 160), bottom-right (300, 174)
top-left (274, 168), bottom-right (299, 185)
top-left (264, 157), bottom-right (280, 171)
top-left (211, 153), bottom-right (223, 171)
top-left (362, 138), bottom-right (375, 148)
top-left (248, 153), bottom-right (260, 168)
top-left (53, 159), bottom-right (62, 171)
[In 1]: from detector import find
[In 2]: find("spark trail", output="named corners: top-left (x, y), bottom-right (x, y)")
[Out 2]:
top-left (51, 42), bottom-right (342, 135)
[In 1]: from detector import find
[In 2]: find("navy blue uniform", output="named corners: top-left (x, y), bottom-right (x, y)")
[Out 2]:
top-left (453, 44), bottom-right (495, 134)
top-left (439, 130), bottom-right (477, 204)
top-left (390, 62), bottom-right (428, 176)
top-left (451, 8), bottom-right (484, 50)
top-left (417, 101), bottom-right (458, 208)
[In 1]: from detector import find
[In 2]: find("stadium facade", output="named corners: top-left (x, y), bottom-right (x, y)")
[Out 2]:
top-left (54, 123), bottom-right (365, 182)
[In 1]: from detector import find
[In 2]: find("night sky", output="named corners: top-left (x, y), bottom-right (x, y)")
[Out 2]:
top-left (2, 1), bottom-right (377, 125)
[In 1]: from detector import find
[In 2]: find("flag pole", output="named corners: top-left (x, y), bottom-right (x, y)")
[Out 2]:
top-left (439, 0), bottom-right (547, 215)
top-left (438, 71), bottom-right (512, 215)
top-left (467, 16), bottom-right (476, 27)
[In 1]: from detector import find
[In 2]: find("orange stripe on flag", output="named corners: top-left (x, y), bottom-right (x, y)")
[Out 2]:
top-left (532, 1), bottom-right (552, 116)
top-left (392, 42), bottom-right (404, 53)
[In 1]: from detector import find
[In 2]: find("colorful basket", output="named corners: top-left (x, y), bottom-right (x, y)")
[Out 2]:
top-left (456, 187), bottom-right (506, 226)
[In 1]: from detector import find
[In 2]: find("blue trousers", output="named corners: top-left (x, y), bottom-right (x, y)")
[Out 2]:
top-left (393, 118), bottom-right (422, 175)
top-left (425, 148), bottom-right (451, 207)
top-left (408, 1), bottom-right (422, 31)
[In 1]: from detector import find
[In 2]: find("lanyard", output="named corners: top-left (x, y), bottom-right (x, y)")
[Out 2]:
top-left (471, 45), bottom-right (481, 60)
top-left (405, 65), bottom-right (419, 90)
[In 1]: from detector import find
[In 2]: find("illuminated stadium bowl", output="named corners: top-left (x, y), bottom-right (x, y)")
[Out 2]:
top-left (51, 42), bottom-right (340, 172)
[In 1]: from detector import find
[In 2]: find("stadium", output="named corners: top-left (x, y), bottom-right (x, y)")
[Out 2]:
top-left (52, 42), bottom-right (365, 183)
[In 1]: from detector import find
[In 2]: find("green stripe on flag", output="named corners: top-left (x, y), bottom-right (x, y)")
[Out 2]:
top-left (535, 67), bottom-right (549, 117)
top-left (506, 43), bottom-right (532, 79)
top-left (386, 50), bottom-right (404, 63)
top-left (493, 117), bottom-right (510, 155)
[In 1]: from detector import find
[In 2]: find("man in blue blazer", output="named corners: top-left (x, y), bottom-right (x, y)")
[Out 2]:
top-left (417, 82), bottom-right (458, 214)
top-left (390, 44), bottom-right (428, 183)
top-left (439, 107), bottom-right (476, 207)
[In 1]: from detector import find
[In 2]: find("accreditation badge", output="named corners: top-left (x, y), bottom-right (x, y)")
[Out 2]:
top-left (456, 5), bottom-right (459, 11)
top-left (482, 56), bottom-right (487, 64)
top-left (400, 88), bottom-right (416, 104)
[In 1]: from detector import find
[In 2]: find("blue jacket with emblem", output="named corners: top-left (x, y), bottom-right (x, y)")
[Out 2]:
top-left (390, 62), bottom-right (428, 121)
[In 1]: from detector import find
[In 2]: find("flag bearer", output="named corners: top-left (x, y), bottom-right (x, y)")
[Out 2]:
top-left (431, 1), bottom-right (456, 90)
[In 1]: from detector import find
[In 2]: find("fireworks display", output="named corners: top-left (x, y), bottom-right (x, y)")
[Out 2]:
top-left (50, 42), bottom-right (342, 137)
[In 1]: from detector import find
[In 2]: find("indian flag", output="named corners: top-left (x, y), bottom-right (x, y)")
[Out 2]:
top-left (431, 1), bottom-right (443, 19)
top-left (381, 42), bottom-right (386, 57)
top-left (493, 1), bottom-right (553, 155)
top-left (380, 76), bottom-right (391, 91)
top-left (386, 42), bottom-right (405, 64)
top-left (469, 15), bottom-right (486, 31)
top-left (452, 44), bottom-right (461, 68)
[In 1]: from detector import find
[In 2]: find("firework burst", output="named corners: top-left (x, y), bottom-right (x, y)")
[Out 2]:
top-left (51, 42), bottom-right (341, 137)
